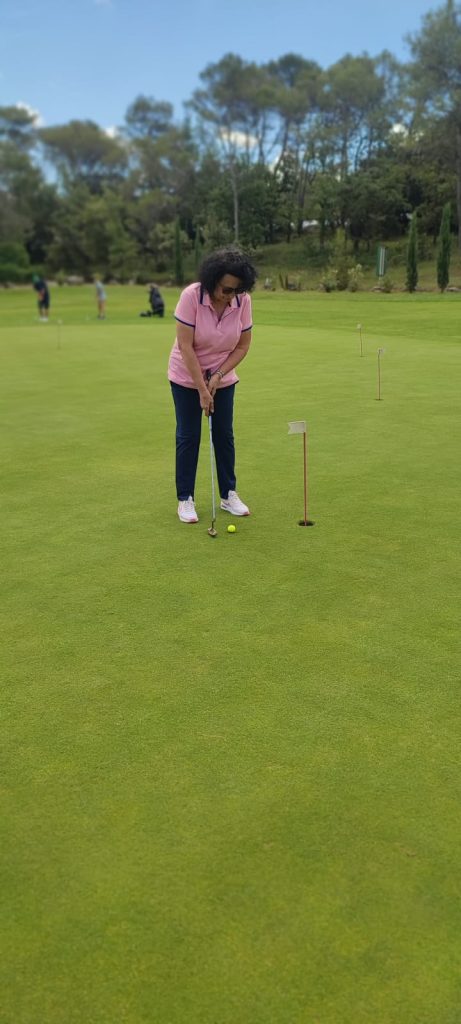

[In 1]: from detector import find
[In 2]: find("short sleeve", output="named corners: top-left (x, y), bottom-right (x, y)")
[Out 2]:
top-left (174, 285), bottom-right (197, 327)
top-left (240, 293), bottom-right (253, 332)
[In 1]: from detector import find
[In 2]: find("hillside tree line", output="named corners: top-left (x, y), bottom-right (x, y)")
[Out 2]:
top-left (1, 0), bottom-right (460, 283)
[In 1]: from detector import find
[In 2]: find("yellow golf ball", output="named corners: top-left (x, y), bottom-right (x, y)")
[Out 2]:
top-left (227, 524), bottom-right (236, 533)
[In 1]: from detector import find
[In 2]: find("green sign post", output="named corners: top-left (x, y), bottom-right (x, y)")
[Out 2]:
top-left (376, 245), bottom-right (387, 278)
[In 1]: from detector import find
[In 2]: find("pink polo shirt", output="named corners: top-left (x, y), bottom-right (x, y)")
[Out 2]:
top-left (168, 282), bottom-right (253, 388)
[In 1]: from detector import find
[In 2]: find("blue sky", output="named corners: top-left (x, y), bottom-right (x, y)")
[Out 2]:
top-left (1, 0), bottom-right (436, 131)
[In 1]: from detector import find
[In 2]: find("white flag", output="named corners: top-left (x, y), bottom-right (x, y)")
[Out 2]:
top-left (288, 420), bottom-right (307, 434)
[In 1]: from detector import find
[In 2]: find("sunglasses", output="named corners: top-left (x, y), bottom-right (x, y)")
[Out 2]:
top-left (221, 285), bottom-right (245, 295)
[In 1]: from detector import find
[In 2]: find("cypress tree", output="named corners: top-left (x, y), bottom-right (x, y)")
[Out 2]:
top-left (194, 227), bottom-right (202, 276)
top-left (437, 202), bottom-right (451, 292)
top-left (174, 219), bottom-right (184, 286)
top-left (406, 214), bottom-right (418, 293)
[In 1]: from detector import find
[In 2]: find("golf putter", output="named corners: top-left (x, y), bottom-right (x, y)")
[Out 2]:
top-left (208, 413), bottom-right (217, 537)
top-left (205, 371), bottom-right (217, 537)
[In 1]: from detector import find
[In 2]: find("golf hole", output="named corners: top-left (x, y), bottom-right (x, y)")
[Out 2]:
top-left (298, 520), bottom-right (315, 527)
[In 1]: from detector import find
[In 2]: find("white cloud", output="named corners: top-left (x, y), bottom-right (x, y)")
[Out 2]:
top-left (104, 126), bottom-right (118, 138)
top-left (391, 122), bottom-right (408, 137)
top-left (16, 101), bottom-right (44, 126)
top-left (219, 128), bottom-right (258, 150)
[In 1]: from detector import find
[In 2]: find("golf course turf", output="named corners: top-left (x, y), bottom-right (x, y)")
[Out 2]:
top-left (1, 286), bottom-right (460, 1024)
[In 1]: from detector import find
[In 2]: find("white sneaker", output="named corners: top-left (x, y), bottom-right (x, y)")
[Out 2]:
top-left (178, 496), bottom-right (198, 523)
top-left (220, 490), bottom-right (250, 516)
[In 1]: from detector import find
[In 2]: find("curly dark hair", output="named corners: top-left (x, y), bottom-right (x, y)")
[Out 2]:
top-left (199, 247), bottom-right (257, 295)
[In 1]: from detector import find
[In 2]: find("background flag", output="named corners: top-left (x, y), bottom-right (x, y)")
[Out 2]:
top-left (288, 421), bottom-right (307, 434)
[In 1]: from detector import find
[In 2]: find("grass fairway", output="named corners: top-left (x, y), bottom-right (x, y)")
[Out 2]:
top-left (1, 286), bottom-right (460, 1024)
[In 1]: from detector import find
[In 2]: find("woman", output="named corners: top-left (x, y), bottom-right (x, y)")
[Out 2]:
top-left (94, 277), bottom-right (106, 319)
top-left (168, 247), bottom-right (257, 523)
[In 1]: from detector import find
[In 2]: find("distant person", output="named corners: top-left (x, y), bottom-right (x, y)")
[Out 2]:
top-left (94, 277), bottom-right (106, 319)
top-left (149, 283), bottom-right (165, 318)
top-left (32, 274), bottom-right (50, 322)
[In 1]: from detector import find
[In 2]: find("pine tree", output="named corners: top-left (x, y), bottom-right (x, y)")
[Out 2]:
top-left (437, 203), bottom-right (451, 292)
top-left (406, 214), bottom-right (418, 293)
top-left (174, 219), bottom-right (184, 286)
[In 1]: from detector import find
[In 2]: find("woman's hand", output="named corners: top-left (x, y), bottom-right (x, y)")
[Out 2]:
top-left (206, 372), bottom-right (221, 398)
top-left (200, 388), bottom-right (214, 416)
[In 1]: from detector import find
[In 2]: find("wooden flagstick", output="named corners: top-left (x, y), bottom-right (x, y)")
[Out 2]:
top-left (288, 421), bottom-right (314, 526)
top-left (377, 347), bottom-right (385, 400)
top-left (357, 323), bottom-right (363, 357)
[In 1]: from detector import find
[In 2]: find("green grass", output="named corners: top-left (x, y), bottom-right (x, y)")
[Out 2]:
top-left (1, 287), bottom-right (460, 1024)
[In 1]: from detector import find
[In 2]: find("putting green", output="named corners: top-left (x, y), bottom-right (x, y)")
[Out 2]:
top-left (1, 286), bottom-right (460, 1024)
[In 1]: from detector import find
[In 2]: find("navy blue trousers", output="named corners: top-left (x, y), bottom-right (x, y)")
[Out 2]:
top-left (170, 382), bottom-right (236, 501)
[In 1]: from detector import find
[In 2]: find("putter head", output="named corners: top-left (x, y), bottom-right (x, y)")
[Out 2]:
top-left (208, 527), bottom-right (217, 537)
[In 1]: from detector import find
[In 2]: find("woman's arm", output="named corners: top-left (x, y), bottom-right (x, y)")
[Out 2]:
top-left (207, 330), bottom-right (252, 397)
top-left (176, 322), bottom-right (214, 414)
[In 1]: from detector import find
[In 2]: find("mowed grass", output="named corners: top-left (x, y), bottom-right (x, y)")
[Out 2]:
top-left (1, 286), bottom-right (460, 1024)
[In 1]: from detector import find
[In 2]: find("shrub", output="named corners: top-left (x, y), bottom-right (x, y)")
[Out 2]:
top-left (0, 264), bottom-right (29, 284)
top-left (0, 241), bottom-right (31, 284)
top-left (347, 264), bottom-right (363, 292)
top-left (0, 242), bottom-right (30, 268)
top-left (381, 274), bottom-right (394, 293)
top-left (336, 261), bottom-right (349, 291)
top-left (320, 270), bottom-right (337, 292)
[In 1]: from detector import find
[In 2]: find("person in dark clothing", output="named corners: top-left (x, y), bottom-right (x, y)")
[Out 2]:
top-left (32, 275), bottom-right (50, 321)
top-left (149, 284), bottom-right (165, 318)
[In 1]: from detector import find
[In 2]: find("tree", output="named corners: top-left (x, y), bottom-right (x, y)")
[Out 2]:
top-left (0, 104), bottom-right (38, 150)
top-left (0, 134), bottom-right (59, 262)
top-left (339, 159), bottom-right (410, 252)
top-left (125, 190), bottom-right (175, 270)
top-left (396, 127), bottom-right (456, 242)
top-left (321, 53), bottom-right (403, 179)
top-left (408, 1), bottom-right (461, 248)
top-left (0, 241), bottom-right (31, 283)
top-left (437, 201), bottom-right (452, 289)
top-left (39, 120), bottom-right (127, 193)
top-left (0, 144), bottom-right (37, 243)
top-left (123, 96), bottom-right (174, 140)
top-left (188, 54), bottom-right (275, 240)
top-left (265, 55), bottom-right (323, 236)
top-left (309, 173), bottom-right (341, 248)
top-left (406, 213), bottom-right (419, 291)
top-left (194, 227), bottom-right (203, 274)
top-left (46, 183), bottom-right (93, 275)
top-left (174, 218), bottom-right (184, 284)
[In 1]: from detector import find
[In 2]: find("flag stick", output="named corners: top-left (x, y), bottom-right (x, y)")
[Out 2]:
top-left (288, 421), bottom-right (314, 526)
top-left (377, 347), bottom-right (385, 400)
top-left (357, 322), bottom-right (363, 357)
